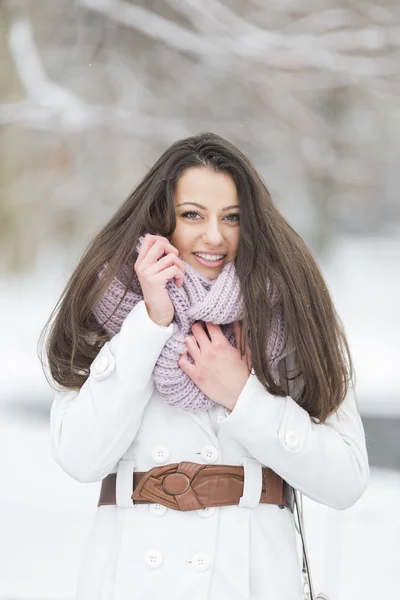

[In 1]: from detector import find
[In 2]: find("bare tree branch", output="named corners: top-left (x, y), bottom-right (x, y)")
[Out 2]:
top-left (7, 15), bottom-right (94, 131)
top-left (79, 0), bottom-right (223, 57)
top-left (164, 0), bottom-right (400, 77)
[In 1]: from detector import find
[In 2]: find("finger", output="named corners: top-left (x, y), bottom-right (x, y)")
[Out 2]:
top-left (204, 321), bottom-right (224, 343)
top-left (178, 353), bottom-right (186, 370)
top-left (134, 234), bottom-right (153, 267)
top-left (178, 352), bottom-right (196, 377)
top-left (184, 335), bottom-right (201, 360)
top-left (139, 237), bottom-right (178, 270)
top-left (191, 322), bottom-right (210, 347)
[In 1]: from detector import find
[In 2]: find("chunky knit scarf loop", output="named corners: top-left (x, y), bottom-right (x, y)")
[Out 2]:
top-left (92, 234), bottom-right (287, 411)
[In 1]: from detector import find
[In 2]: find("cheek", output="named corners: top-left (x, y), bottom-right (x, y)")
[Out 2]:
top-left (229, 230), bottom-right (240, 255)
top-left (169, 225), bottom-right (191, 256)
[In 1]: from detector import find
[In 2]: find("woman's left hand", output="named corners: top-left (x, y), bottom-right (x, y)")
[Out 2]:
top-left (178, 320), bottom-right (252, 411)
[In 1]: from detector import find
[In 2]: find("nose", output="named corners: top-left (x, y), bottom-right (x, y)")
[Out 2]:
top-left (201, 220), bottom-right (224, 246)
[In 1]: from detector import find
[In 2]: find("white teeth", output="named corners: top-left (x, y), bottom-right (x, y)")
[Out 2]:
top-left (195, 253), bottom-right (225, 261)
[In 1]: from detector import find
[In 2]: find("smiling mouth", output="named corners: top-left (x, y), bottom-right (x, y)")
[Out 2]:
top-left (192, 253), bottom-right (227, 258)
top-left (192, 253), bottom-right (227, 267)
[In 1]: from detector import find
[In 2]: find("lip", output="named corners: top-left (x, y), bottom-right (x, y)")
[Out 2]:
top-left (193, 251), bottom-right (227, 256)
top-left (193, 253), bottom-right (226, 268)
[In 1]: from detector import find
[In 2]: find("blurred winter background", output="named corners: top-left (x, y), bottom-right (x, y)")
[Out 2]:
top-left (1, 0), bottom-right (399, 598)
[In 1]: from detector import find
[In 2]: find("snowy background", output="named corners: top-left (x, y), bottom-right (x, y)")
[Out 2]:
top-left (1, 1), bottom-right (400, 598)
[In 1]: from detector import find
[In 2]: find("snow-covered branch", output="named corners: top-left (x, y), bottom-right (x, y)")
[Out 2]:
top-left (7, 15), bottom-right (94, 132)
top-left (163, 0), bottom-right (400, 77)
top-left (79, 0), bottom-right (223, 57)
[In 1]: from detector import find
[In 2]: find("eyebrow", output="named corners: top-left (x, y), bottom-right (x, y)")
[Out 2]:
top-left (176, 202), bottom-right (240, 211)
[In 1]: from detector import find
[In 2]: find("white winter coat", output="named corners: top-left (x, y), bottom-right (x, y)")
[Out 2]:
top-left (49, 300), bottom-right (369, 600)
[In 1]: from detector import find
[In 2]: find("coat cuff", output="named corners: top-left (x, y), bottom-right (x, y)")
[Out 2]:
top-left (218, 373), bottom-right (370, 510)
top-left (219, 373), bottom-right (311, 456)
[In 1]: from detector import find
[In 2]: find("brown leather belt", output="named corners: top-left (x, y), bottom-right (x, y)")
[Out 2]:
top-left (98, 461), bottom-right (294, 512)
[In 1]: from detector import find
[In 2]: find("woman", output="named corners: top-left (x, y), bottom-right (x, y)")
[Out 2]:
top-left (42, 132), bottom-right (369, 599)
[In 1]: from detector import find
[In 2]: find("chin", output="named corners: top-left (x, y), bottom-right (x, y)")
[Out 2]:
top-left (200, 267), bottom-right (222, 279)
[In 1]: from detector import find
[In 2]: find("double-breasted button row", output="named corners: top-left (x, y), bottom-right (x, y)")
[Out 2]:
top-left (144, 550), bottom-right (211, 571)
top-left (148, 445), bottom-right (218, 517)
top-left (151, 445), bottom-right (219, 465)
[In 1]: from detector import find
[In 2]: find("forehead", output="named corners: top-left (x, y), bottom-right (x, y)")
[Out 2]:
top-left (174, 167), bottom-right (239, 206)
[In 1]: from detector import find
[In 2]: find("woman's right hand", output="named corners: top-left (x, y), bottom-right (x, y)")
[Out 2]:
top-left (134, 234), bottom-right (186, 327)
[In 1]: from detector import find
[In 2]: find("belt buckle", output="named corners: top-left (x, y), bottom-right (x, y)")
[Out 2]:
top-left (162, 472), bottom-right (191, 495)
top-left (131, 462), bottom-right (204, 511)
top-left (131, 463), bottom-right (179, 509)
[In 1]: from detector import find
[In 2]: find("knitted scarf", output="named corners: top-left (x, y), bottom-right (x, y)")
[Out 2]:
top-left (92, 234), bottom-right (287, 411)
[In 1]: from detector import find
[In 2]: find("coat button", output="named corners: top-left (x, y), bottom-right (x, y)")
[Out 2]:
top-left (93, 355), bottom-right (109, 374)
top-left (285, 430), bottom-right (300, 450)
top-left (149, 503), bottom-right (168, 516)
top-left (191, 552), bottom-right (210, 572)
top-left (200, 445), bottom-right (219, 463)
top-left (144, 549), bottom-right (163, 569)
top-left (152, 446), bottom-right (171, 464)
top-left (197, 506), bottom-right (216, 518)
top-left (217, 415), bottom-right (225, 424)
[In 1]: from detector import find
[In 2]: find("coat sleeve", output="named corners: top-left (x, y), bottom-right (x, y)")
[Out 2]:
top-left (49, 300), bottom-right (174, 483)
top-left (218, 349), bottom-right (370, 510)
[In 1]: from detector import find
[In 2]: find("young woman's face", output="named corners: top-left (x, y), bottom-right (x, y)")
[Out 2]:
top-left (169, 167), bottom-right (240, 280)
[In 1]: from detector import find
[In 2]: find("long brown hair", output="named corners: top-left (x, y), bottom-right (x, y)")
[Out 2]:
top-left (39, 132), bottom-right (355, 423)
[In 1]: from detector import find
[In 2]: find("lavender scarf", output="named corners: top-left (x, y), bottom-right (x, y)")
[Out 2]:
top-left (92, 234), bottom-right (287, 411)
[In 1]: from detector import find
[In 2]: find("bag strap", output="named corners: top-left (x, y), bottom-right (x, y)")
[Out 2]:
top-left (278, 356), bottom-right (317, 600)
